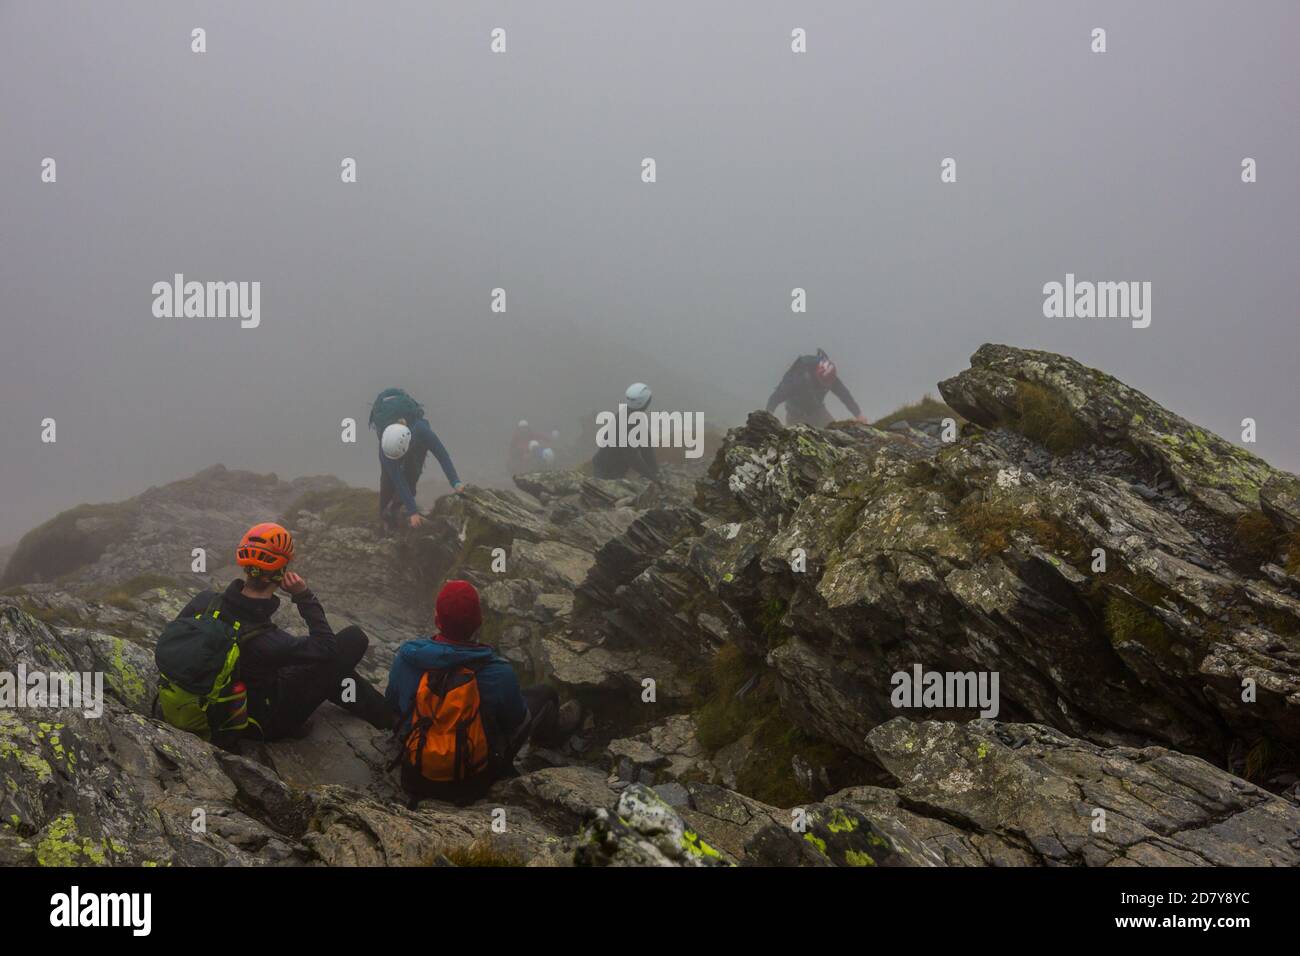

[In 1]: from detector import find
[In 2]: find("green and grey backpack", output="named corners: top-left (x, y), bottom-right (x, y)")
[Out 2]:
top-left (368, 388), bottom-right (425, 434)
top-left (154, 596), bottom-right (271, 745)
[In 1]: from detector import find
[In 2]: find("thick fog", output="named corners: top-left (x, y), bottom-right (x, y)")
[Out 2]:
top-left (2, 1), bottom-right (1297, 544)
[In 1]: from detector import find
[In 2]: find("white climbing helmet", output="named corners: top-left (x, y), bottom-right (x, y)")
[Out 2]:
top-left (518, 420), bottom-right (529, 429)
top-left (625, 382), bottom-right (652, 411)
top-left (381, 423), bottom-right (412, 459)
top-left (541, 447), bottom-right (556, 466)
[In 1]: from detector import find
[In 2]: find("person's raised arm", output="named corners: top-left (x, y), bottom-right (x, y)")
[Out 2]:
top-left (830, 376), bottom-right (864, 420)
top-left (413, 420), bottom-right (464, 490)
top-left (766, 360), bottom-right (797, 413)
top-left (765, 381), bottom-right (786, 413)
top-left (275, 571), bottom-right (339, 664)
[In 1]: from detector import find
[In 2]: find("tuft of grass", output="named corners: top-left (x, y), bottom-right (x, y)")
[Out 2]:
top-left (13, 601), bottom-right (88, 631)
top-left (693, 643), bottom-right (766, 752)
top-left (692, 642), bottom-right (854, 807)
top-left (956, 499), bottom-right (1019, 557)
top-left (906, 460), bottom-right (970, 504)
top-left (754, 598), bottom-right (790, 650)
top-left (1284, 534), bottom-right (1300, 577)
top-left (955, 496), bottom-right (1086, 562)
top-left (873, 394), bottom-right (962, 430)
top-left (734, 716), bottom-right (843, 808)
top-left (89, 573), bottom-right (180, 609)
top-left (281, 487), bottom-right (379, 529)
top-left (1103, 593), bottom-right (1174, 658)
top-left (1233, 511), bottom-right (1281, 568)
top-left (1254, 605), bottom-right (1300, 639)
top-left (434, 841), bottom-right (525, 867)
top-left (1244, 738), bottom-right (1274, 783)
top-left (1014, 381), bottom-right (1087, 455)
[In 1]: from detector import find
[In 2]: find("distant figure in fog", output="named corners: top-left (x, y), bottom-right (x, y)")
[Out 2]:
top-left (369, 388), bottom-right (465, 532)
top-left (508, 420), bottom-right (561, 474)
top-left (591, 382), bottom-right (659, 481)
top-left (765, 349), bottom-right (869, 428)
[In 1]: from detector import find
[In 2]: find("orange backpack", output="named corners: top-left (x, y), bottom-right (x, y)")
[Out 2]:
top-left (399, 666), bottom-right (492, 787)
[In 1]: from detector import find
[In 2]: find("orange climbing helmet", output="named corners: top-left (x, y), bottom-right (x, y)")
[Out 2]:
top-left (236, 522), bottom-right (295, 577)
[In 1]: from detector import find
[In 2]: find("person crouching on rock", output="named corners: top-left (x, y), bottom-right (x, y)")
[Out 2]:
top-left (369, 387), bottom-right (466, 533)
top-left (765, 348), bottom-right (870, 428)
top-left (591, 382), bottom-right (661, 481)
top-left (171, 522), bottom-right (398, 741)
top-left (385, 580), bottom-right (563, 804)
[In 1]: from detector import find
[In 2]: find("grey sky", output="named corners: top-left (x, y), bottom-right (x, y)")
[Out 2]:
top-left (2, 1), bottom-right (1297, 543)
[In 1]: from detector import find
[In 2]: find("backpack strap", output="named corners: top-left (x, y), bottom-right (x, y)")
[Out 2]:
top-left (234, 620), bottom-right (275, 645)
top-left (198, 592), bottom-right (274, 646)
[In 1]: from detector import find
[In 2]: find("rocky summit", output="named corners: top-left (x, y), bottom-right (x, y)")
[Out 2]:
top-left (2, 344), bottom-right (1298, 868)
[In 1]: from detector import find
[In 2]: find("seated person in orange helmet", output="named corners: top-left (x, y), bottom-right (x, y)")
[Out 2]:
top-left (173, 522), bottom-right (397, 740)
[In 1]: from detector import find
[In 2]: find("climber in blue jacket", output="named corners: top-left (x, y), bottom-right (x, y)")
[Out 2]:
top-left (386, 580), bottom-right (561, 779)
top-left (368, 388), bottom-right (465, 530)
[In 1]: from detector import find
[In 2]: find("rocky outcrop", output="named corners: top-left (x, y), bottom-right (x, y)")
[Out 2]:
top-left (1260, 474), bottom-right (1300, 535)
top-left (696, 349), bottom-right (1300, 772)
top-left (1, 465), bottom-right (343, 589)
top-left (864, 718), bottom-right (1300, 867)
top-left (937, 343), bottom-right (1281, 518)
top-left (0, 603), bottom-right (586, 867)
top-left (575, 784), bottom-right (728, 866)
top-left (2, 343), bottom-right (1298, 867)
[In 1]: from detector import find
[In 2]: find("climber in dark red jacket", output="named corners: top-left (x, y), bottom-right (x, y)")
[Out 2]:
top-left (765, 349), bottom-right (869, 428)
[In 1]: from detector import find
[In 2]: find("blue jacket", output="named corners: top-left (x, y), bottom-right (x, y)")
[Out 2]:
top-left (380, 419), bottom-right (462, 516)
top-left (385, 636), bottom-right (527, 746)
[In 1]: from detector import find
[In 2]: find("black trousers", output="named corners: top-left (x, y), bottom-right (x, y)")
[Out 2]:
top-left (261, 625), bottom-right (395, 740)
top-left (517, 684), bottom-right (561, 751)
top-left (378, 454), bottom-right (423, 527)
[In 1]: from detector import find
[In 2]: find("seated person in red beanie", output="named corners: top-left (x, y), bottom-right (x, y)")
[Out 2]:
top-left (385, 579), bottom-right (561, 801)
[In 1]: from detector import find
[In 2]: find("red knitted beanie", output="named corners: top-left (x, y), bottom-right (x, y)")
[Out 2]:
top-left (434, 579), bottom-right (482, 642)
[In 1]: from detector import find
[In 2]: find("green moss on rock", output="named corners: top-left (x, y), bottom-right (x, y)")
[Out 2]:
top-left (1104, 594), bottom-right (1174, 658)
top-left (33, 813), bottom-right (114, 867)
top-left (692, 642), bottom-right (853, 807)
